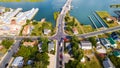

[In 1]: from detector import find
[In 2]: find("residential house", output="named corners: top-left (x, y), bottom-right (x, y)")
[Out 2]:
top-left (23, 41), bottom-right (37, 47)
top-left (43, 29), bottom-right (51, 35)
top-left (103, 58), bottom-right (115, 68)
top-left (113, 50), bottom-right (120, 57)
top-left (72, 27), bottom-right (78, 35)
top-left (106, 16), bottom-right (117, 22)
top-left (22, 25), bottom-right (33, 36)
top-left (38, 42), bottom-right (42, 53)
top-left (48, 41), bottom-right (54, 52)
top-left (80, 41), bottom-right (92, 50)
top-left (65, 42), bottom-right (72, 51)
top-left (11, 56), bottom-right (24, 68)
top-left (99, 38), bottom-right (111, 49)
top-left (0, 7), bottom-right (5, 14)
top-left (107, 37), bottom-right (117, 48)
top-left (111, 32), bottom-right (119, 41)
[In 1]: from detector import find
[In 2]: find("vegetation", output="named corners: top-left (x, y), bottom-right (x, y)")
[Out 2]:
top-left (65, 36), bottom-right (84, 67)
top-left (110, 4), bottom-right (120, 8)
top-left (65, 13), bottom-right (94, 35)
top-left (0, 0), bottom-right (43, 2)
top-left (109, 55), bottom-right (120, 68)
top-left (53, 12), bottom-right (60, 20)
top-left (1, 39), bottom-right (14, 49)
top-left (31, 21), bottom-right (55, 36)
top-left (39, 37), bottom-right (49, 52)
top-left (88, 37), bottom-right (97, 47)
top-left (14, 45), bottom-right (49, 67)
top-left (96, 11), bottom-right (118, 27)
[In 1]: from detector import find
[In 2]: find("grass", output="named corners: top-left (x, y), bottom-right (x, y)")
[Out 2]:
top-left (96, 11), bottom-right (118, 27)
top-left (83, 56), bottom-right (102, 68)
top-left (82, 25), bottom-right (94, 33)
top-left (0, 47), bottom-right (7, 60)
top-left (65, 13), bottom-right (94, 35)
top-left (31, 21), bottom-right (55, 36)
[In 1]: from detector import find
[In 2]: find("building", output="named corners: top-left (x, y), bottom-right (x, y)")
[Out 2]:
top-left (106, 16), bottom-right (117, 22)
top-left (72, 27), bottom-right (78, 35)
top-left (38, 42), bottom-right (42, 53)
top-left (103, 58), bottom-right (115, 68)
top-left (43, 29), bottom-right (51, 35)
top-left (22, 25), bottom-right (33, 36)
top-left (107, 37), bottom-right (117, 48)
top-left (0, 7), bottom-right (5, 13)
top-left (99, 38), bottom-right (111, 49)
top-left (48, 41), bottom-right (54, 52)
top-left (11, 56), bottom-right (24, 68)
top-left (111, 32), bottom-right (119, 41)
top-left (65, 42), bottom-right (72, 51)
top-left (80, 41), bottom-right (92, 50)
top-left (23, 41), bottom-right (37, 47)
top-left (113, 50), bottom-right (120, 57)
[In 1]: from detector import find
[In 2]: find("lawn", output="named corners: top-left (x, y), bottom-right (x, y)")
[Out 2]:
top-left (31, 21), bottom-right (55, 36)
top-left (0, 47), bottom-right (7, 60)
top-left (96, 11), bottom-right (118, 27)
top-left (83, 56), bottom-right (103, 68)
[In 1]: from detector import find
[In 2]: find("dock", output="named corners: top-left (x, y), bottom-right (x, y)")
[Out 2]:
top-left (88, 16), bottom-right (98, 30)
top-left (93, 12), bottom-right (106, 29)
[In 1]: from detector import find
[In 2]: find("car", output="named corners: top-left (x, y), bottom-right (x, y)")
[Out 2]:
top-left (60, 47), bottom-right (63, 52)
top-left (60, 54), bottom-right (63, 59)
top-left (59, 61), bottom-right (62, 65)
top-left (5, 63), bottom-right (8, 68)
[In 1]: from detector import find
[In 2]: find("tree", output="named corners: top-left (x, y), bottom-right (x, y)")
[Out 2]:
top-left (41, 38), bottom-right (49, 52)
top-left (88, 37), bottom-right (97, 47)
top-left (109, 55), bottom-right (120, 68)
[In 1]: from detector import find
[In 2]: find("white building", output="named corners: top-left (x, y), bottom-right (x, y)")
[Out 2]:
top-left (43, 29), bottom-right (51, 35)
top-left (80, 41), bottom-right (92, 50)
top-left (11, 56), bottom-right (24, 68)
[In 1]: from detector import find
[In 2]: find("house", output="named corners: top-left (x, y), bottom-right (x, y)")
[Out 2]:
top-left (113, 50), bottom-right (120, 57)
top-left (11, 56), bottom-right (24, 68)
top-left (38, 42), bottom-right (42, 53)
top-left (48, 41), bottom-right (54, 52)
top-left (106, 16), bottom-right (117, 22)
top-left (65, 42), bottom-right (72, 51)
top-left (103, 58), bottom-right (115, 68)
top-left (22, 25), bottom-right (33, 36)
top-left (80, 41), bottom-right (92, 50)
top-left (107, 37), bottom-right (117, 48)
top-left (111, 32), bottom-right (119, 40)
top-left (96, 43), bottom-right (106, 54)
top-left (23, 41), bottom-right (37, 47)
top-left (99, 38), bottom-right (111, 49)
top-left (0, 7), bottom-right (5, 13)
top-left (43, 29), bottom-right (51, 35)
top-left (72, 27), bottom-right (78, 35)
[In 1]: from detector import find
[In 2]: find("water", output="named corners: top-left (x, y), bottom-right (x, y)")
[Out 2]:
top-left (0, 0), bottom-right (120, 27)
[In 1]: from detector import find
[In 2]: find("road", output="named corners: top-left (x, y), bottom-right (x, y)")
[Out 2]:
top-left (0, 40), bottom-right (21, 68)
top-left (77, 25), bottom-right (120, 38)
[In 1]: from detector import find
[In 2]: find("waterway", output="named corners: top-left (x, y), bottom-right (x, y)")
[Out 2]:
top-left (0, 0), bottom-right (120, 27)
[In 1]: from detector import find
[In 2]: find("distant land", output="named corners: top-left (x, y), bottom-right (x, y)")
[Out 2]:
top-left (110, 4), bottom-right (120, 8)
top-left (0, 0), bottom-right (44, 2)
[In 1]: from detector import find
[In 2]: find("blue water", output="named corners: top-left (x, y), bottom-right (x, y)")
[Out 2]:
top-left (0, 0), bottom-right (120, 27)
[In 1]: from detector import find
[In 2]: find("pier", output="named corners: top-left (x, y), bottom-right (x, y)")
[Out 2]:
top-left (93, 12), bottom-right (106, 29)
top-left (88, 16), bottom-right (98, 30)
